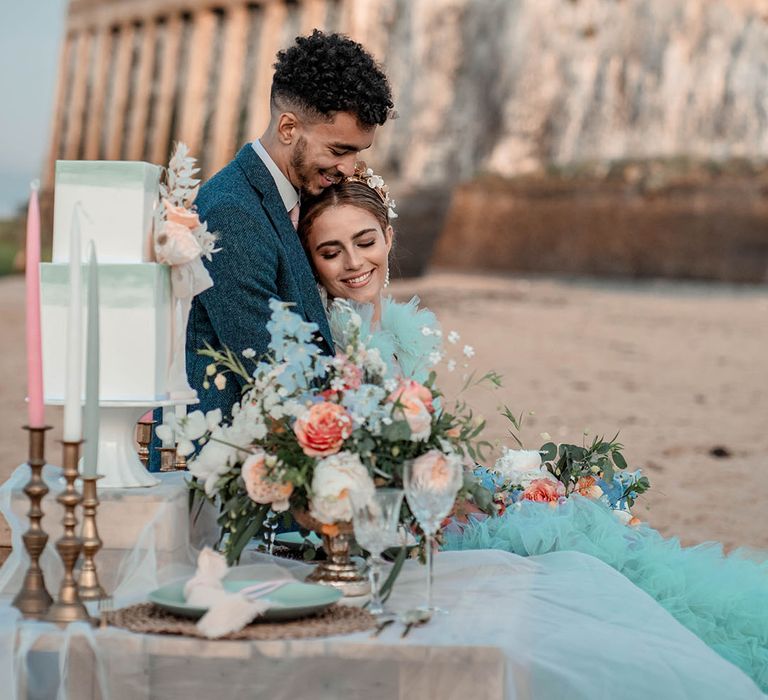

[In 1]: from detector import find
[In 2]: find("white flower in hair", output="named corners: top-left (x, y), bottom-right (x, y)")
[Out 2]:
top-left (349, 161), bottom-right (397, 219)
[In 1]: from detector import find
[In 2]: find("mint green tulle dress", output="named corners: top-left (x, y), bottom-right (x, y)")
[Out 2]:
top-left (444, 497), bottom-right (768, 692)
top-left (328, 294), bottom-right (768, 692)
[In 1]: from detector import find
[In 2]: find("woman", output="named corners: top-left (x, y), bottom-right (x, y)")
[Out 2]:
top-left (298, 163), bottom-right (442, 383)
top-left (297, 166), bottom-right (768, 692)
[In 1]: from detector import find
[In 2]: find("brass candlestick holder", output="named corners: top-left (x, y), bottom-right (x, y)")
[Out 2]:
top-left (135, 418), bottom-right (155, 467)
top-left (157, 446), bottom-right (178, 472)
top-left (77, 475), bottom-right (106, 600)
top-left (12, 425), bottom-right (54, 619)
top-left (175, 451), bottom-right (187, 471)
top-left (44, 440), bottom-right (93, 625)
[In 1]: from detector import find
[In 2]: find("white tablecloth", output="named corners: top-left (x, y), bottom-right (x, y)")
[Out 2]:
top-left (1, 550), bottom-right (764, 700)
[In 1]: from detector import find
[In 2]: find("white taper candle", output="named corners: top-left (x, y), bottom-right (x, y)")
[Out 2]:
top-left (63, 205), bottom-right (83, 442)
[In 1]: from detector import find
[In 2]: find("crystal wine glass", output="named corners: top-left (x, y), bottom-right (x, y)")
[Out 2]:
top-left (403, 455), bottom-right (463, 613)
top-left (349, 488), bottom-right (405, 615)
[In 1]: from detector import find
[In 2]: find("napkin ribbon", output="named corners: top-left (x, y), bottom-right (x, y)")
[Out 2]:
top-left (184, 548), bottom-right (293, 639)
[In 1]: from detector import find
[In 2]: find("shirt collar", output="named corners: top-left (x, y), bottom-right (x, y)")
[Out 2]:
top-left (251, 140), bottom-right (300, 212)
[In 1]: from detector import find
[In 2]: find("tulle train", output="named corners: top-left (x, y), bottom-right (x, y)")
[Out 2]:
top-left (444, 497), bottom-right (768, 692)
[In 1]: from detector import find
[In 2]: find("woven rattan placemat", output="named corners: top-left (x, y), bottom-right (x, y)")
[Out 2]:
top-left (107, 603), bottom-right (376, 640)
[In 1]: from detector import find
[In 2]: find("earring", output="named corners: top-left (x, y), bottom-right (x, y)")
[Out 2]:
top-left (384, 267), bottom-right (390, 288)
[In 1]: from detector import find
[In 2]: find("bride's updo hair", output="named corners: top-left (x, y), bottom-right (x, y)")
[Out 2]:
top-left (297, 179), bottom-right (391, 249)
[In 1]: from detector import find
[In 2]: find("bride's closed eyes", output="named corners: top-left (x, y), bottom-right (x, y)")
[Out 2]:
top-left (320, 238), bottom-right (376, 260)
top-left (315, 229), bottom-right (378, 259)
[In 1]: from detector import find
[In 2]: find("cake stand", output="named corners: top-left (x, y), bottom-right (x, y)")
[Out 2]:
top-left (46, 398), bottom-right (197, 488)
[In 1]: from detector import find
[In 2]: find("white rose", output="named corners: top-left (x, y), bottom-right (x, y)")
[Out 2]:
top-left (309, 452), bottom-right (375, 524)
top-left (493, 448), bottom-right (552, 487)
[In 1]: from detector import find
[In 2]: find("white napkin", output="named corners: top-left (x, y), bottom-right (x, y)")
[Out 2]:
top-left (183, 548), bottom-right (292, 639)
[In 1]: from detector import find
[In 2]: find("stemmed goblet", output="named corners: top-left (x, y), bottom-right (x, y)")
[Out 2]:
top-left (349, 488), bottom-right (405, 615)
top-left (403, 453), bottom-right (463, 613)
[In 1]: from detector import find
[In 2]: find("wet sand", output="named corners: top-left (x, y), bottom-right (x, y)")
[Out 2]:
top-left (0, 272), bottom-right (766, 552)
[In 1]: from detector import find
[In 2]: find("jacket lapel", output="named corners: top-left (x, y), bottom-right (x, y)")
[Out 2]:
top-left (235, 146), bottom-right (334, 352)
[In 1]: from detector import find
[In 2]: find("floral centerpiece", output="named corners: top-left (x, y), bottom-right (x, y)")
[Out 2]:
top-left (171, 299), bottom-right (493, 586)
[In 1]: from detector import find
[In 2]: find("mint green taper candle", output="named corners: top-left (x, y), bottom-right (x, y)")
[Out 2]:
top-left (82, 241), bottom-right (100, 478)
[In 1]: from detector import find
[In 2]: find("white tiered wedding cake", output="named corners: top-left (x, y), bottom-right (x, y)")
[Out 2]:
top-left (39, 148), bottom-right (214, 488)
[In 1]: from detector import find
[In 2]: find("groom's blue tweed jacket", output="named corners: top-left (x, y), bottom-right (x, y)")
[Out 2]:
top-left (186, 144), bottom-right (334, 420)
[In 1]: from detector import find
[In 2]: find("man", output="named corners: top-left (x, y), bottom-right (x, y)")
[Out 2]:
top-left (186, 30), bottom-right (394, 419)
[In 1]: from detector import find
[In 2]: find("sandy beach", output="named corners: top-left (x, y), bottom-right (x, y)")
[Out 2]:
top-left (0, 271), bottom-right (766, 552)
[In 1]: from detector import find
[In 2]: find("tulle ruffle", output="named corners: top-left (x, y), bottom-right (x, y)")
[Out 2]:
top-left (444, 496), bottom-right (768, 692)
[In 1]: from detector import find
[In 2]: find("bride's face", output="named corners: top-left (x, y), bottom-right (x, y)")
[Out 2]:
top-left (306, 204), bottom-right (393, 307)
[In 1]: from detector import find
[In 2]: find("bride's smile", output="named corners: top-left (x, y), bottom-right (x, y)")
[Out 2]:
top-left (342, 269), bottom-right (374, 287)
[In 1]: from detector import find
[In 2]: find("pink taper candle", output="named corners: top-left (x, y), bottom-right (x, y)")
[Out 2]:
top-left (25, 180), bottom-right (44, 427)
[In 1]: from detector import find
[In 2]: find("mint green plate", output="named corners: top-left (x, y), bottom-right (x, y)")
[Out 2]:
top-left (274, 531), bottom-right (323, 549)
top-left (148, 579), bottom-right (342, 621)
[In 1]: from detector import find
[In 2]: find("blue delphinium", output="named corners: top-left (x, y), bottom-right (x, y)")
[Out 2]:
top-left (342, 384), bottom-right (391, 431)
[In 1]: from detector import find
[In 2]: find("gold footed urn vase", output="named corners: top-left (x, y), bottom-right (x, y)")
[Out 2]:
top-left (292, 509), bottom-right (370, 597)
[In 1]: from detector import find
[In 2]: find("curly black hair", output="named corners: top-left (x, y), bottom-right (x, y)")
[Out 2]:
top-left (272, 30), bottom-right (393, 127)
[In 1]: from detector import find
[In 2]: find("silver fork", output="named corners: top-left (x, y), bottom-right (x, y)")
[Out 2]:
top-left (400, 609), bottom-right (431, 638)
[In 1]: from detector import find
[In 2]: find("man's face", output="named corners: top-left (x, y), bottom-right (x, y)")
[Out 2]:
top-left (288, 112), bottom-right (376, 196)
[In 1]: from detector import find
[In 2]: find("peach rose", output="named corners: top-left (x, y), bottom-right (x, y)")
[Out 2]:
top-left (155, 221), bottom-right (202, 265)
top-left (400, 397), bottom-right (432, 441)
top-left (241, 450), bottom-right (293, 512)
top-left (410, 450), bottom-right (462, 491)
top-left (293, 402), bottom-right (352, 457)
top-left (388, 379), bottom-right (434, 414)
top-left (522, 478), bottom-right (566, 507)
top-left (575, 476), bottom-right (603, 500)
top-left (163, 198), bottom-right (201, 229)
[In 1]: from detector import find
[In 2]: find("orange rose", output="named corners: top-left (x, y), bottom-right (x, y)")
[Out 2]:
top-left (293, 402), bottom-right (352, 457)
top-left (163, 198), bottom-right (201, 229)
top-left (388, 379), bottom-right (434, 414)
top-left (241, 450), bottom-right (293, 511)
top-left (575, 476), bottom-right (603, 500)
top-left (522, 478), bottom-right (566, 507)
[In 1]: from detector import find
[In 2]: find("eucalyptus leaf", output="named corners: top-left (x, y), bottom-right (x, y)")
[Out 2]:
top-left (540, 442), bottom-right (557, 461)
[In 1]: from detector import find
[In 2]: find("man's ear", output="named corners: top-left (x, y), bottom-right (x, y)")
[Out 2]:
top-left (276, 112), bottom-right (299, 145)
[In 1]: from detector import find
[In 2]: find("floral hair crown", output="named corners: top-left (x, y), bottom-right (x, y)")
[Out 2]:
top-left (346, 161), bottom-right (398, 220)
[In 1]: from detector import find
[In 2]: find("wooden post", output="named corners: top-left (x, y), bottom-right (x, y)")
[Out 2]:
top-left (126, 20), bottom-right (158, 161)
top-left (105, 23), bottom-right (136, 160)
top-left (83, 25), bottom-right (114, 160)
top-left (63, 29), bottom-right (93, 160)
top-left (178, 9), bottom-right (217, 157)
top-left (208, 4), bottom-right (249, 175)
top-left (246, 0), bottom-right (288, 140)
top-left (300, 0), bottom-right (326, 35)
top-left (149, 14), bottom-right (182, 164)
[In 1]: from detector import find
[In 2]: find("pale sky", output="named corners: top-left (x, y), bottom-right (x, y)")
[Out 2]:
top-left (0, 0), bottom-right (68, 218)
